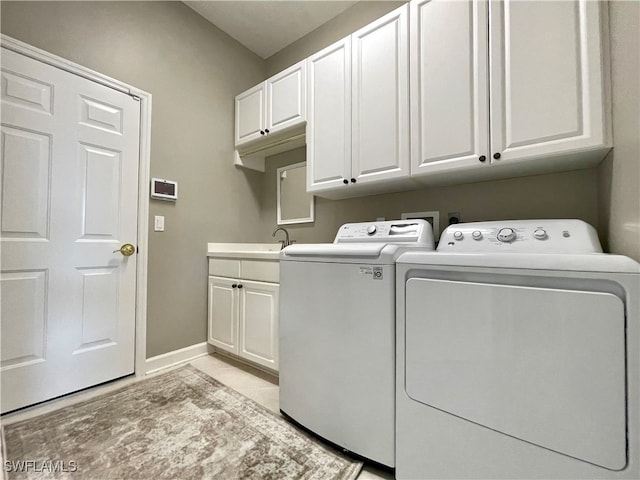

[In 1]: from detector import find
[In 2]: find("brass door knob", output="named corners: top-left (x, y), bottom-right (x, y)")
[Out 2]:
top-left (114, 243), bottom-right (136, 256)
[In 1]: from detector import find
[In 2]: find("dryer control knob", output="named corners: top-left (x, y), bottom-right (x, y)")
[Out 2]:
top-left (367, 225), bottom-right (377, 235)
top-left (453, 231), bottom-right (464, 240)
top-left (533, 228), bottom-right (548, 240)
top-left (497, 228), bottom-right (516, 242)
top-left (472, 230), bottom-right (483, 240)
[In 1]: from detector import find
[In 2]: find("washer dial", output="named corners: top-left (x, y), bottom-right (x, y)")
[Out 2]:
top-left (367, 225), bottom-right (377, 235)
top-left (497, 227), bottom-right (517, 242)
top-left (533, 228), bottom-right (548, 240)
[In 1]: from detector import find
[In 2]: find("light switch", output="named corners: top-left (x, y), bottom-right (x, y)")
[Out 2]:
top-left (154, 215), bottom-right (165, 232)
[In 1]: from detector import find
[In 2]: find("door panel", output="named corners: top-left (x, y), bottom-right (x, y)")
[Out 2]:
top-left (266, 61), bottom-right (306, 134)
top-left (207, 276), bottom-right (238, 354)
top-left (0, 47), bottom-right (140, 413)
top-left (1, 126), bottom-right (50, 238)
top-left (0, 270), bottom-right (47, 368)
top-left (410, 0), bottom-right (489, 175)
top-left (306, 38), bottom-right (352, 192)
top-left (352, 5), bottom-right (409, 183)
top-left (405, 277), bottom-right (626, 470)
top-left (234, 84), bottom-right (265, 146)
top-left (238, 280), bottom-right (278, 370)
top-left (490, 0), bottom-right (607, 161)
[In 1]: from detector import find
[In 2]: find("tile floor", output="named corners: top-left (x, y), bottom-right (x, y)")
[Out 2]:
top-left (2, 352), bottom-right (393, 480)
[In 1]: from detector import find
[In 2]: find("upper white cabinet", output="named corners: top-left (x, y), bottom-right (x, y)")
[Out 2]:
top-left (410, 0), bottom-right (489, 176)
top-left (411, 0), bottom-right (611, 183)
top-left (351, 6), bottom-right (410, 185)
top-left (307, 5), bottom-right (413, 198)
top-left (490, 0), bottom-right (609, 163)
top-left (234, 61), bottom-right (306, 171)
top-left (307, 37), bottom-right (352, 192)
top-left (235, 83), bottom-right (266, 146)
top-left (266, 62), bottom-right (307, 135)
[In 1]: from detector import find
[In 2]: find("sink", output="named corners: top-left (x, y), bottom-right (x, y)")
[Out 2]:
top-left (207, 243), bottom-right (283, 260)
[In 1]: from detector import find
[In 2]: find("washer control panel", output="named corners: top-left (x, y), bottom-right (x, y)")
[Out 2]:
top-left (335, 219), bottom-right (434, 246)
top-left (437, 220), bottom-right (602, 253)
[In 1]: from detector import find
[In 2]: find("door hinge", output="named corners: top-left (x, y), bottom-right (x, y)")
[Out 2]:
top-left (130, 94), bottom-right (141, 102)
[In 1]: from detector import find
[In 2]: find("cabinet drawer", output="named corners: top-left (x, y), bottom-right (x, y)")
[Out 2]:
top-left (209, 258), bottom-right (241, 278)
top-left (241, 260), bottom-right (279, 283)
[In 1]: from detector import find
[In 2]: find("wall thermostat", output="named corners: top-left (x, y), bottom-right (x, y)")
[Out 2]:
top-left (150, 178), bottom-right (178, 201)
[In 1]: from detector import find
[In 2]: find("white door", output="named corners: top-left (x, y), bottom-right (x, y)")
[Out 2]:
top-left (234, 83), bottom-right (265, 147)
top-left (207, 276), bottom-right (238, 354)
top-left (266, 61), bottom-right (306, 136)
top-left (238, 280), bottom-right (278, 371)
top-left (1, 48), bottom-right (140, 413)
top-left (351, 4), bottom-right (410, 185)
top-left (489, 0), bottom-right (607, 163)
top-left (306, 37), bottom-right (352, 193)
top-left (410, 0), bottom-right (490, 176)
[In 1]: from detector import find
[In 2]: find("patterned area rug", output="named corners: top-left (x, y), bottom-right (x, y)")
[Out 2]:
top-left (3, 365), bottom-right (363, 479)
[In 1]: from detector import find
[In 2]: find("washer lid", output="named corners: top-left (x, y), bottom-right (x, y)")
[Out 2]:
top-left (280, 243), bottom-right (421, 264)
top-left (282, 243), bottom-right (386, 258)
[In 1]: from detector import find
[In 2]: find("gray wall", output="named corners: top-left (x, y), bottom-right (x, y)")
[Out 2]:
top-left (261, 149), bottom-right (599, 244)
top-left (1, 1), bottom-right (266, 357)
top-left (597, 0), bottom-right (640, 261)
top-left (266, 1), bottom-right (406, 76)
top-left (259, 1), bottom-right (613, 251)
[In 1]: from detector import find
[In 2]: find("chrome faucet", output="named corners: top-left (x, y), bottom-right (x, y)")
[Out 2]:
top-left (272, 227), bottom-right (291, 249)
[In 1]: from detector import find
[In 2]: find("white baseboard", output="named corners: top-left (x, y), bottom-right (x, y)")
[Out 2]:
top-left (144, 342), bottom-right (213, 375)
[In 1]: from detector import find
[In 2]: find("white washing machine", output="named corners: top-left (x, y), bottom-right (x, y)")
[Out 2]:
top-left (279, 220), bottom-right (434, 468)
top-left (396, 219), bottom-right (639, 479)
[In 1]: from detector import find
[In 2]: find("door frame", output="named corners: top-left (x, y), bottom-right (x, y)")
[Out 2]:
top-left (1, 34), bottom-right (151, 378)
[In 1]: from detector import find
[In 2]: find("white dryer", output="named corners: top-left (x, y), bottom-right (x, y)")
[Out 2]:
top-left (396, 220), bottom-right (639, 479)
top-left (279, 220), bottom-right (434, 468)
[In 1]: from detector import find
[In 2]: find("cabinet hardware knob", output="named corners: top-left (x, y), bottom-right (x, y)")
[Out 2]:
top-left (479, 155), bottom-right (486, 162)
top-left (350, 178), bottom-right (356, 183)
top-left (264, 129), bottom-right (270, 134)
top-left (343, 179), bottom-right (349, 184)
top-left (232, 284), bottom-right (238, 288)
top-left (238, 284), bottom-right (243, 289)
top-left (493, 152), bottom-right (501, 159)
top-left (260, 130), bottom-right (265, 135)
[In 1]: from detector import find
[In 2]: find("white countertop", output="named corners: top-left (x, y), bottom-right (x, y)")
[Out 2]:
top-left (207, 243), bottom-right (282, 260)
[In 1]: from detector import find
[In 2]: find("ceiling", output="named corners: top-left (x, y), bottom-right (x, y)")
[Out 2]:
top-left (184, 1), bottom-right (358, 59)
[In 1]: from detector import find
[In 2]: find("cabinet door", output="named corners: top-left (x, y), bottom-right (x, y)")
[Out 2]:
top-left (238, 280), bottom-right (279, 371)
top-left (351, 5), bottom-right (410, 184)
top-left (235, 83), bottom-right (265, 146)
top-left (410, 0), bottom-right (490, 177)
top-left (307, 37), bottom-right (352, 192)
top-left (208, 276), bottom-right (238, 354)
top-left (266, 61), bottom-right (306, 135)
top-left (489, 0), bottom-right (608, 163)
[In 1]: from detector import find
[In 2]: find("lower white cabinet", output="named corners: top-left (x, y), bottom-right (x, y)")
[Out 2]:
top-left (207, 259), bottom-right (279, 372)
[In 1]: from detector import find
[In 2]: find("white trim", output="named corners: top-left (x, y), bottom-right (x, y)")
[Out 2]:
top-left (1, 34), bottom-right (152, 379)
top-left (277, 161), bottom-right (315, 225)
top-left (145, 342), bottom-right (213, 375)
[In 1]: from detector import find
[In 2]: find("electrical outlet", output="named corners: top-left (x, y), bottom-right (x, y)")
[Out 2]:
top-left (448, 212), bottom-right (461, 225)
